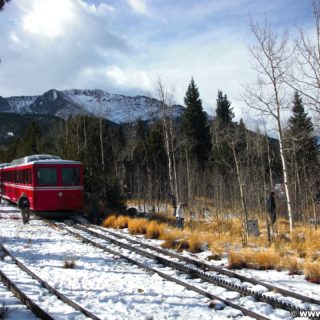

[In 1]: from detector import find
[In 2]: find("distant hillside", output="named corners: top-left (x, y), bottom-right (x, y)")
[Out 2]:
top-left (0, 113), bottom-right (63, 147)
top-left (1, 89), bottom-right (184, 123)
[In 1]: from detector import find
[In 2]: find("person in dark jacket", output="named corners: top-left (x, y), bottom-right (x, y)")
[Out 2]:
top-left (266, 191), bottom-right (276, 225)
top-left (18, 192), bottom-right (30, 224)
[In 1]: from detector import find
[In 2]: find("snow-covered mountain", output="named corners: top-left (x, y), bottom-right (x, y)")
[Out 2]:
top-left (0, 89), bottom-right (184, 123)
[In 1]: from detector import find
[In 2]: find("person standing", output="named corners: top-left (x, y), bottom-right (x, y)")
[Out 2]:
top-left (176, 202), bottom-right (185, 229)
top-left (266, 191), bottom-right (277, 225)
top-left (266, 191), bottom-right (277, 240)
top-left (18, 192), bottom-right (30, 224)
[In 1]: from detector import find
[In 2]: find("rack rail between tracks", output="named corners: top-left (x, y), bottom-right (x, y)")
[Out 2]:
top-left (49, 220), bottom-right (295, 320)
top-left (71, 223), bottom-right (315, 314)
top-left (90, 224), bottom-right (320, 307)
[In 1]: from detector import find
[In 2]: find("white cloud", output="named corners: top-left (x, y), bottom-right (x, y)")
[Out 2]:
top-left (79, 1), bottom-right (114, 15)
top-left (22, 0), bottom-right (76, 38)
top-left (0, 0), bottom-right (314, 134)
top-left (0, 0), bottom-right (130, 96)
top-left (127, 0), bottom-right (147, 14)
top-left (79, 65), bottom-right (152, 92)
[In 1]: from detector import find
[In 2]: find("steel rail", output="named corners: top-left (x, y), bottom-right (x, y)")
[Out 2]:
top-left (49, 221), bottom-right (272, 320)
top-left (91, 224), bottom-right (320, 307)
top-left (0, 244), bottom-right (102, 320)
top-left (70, 224), bottom-right (309, 314)
top-left (0, 268), bottom-right (54, 320)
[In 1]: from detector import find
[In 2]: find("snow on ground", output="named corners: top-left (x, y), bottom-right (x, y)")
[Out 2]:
top-left (0, 281), bottom-right (37, 320)
top-left (106, 218), bottom-right (320, 303)
top-left (0, 203), bottom-right (250, 320)
top-left (1, 201), bottom-right (320, 320)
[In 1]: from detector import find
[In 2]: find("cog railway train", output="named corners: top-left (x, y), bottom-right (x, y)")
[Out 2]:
top-left (0, 154), bottom-right (84, 215)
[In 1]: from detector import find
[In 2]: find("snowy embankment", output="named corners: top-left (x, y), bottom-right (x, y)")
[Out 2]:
top-left (107, 226), bottom-right (320, 302)
top-left (0, 203), bottom-right (247, 320)
top-left (1, 201), bottom-right (320, 320)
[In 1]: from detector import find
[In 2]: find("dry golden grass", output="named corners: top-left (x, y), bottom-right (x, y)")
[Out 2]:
top-left (208, 243), bottom-right (224, 260)
top-left (114, 216), bottom-right (130, 229)
top-left (304, 260), bottom-right (320, 283)
top-left (102, 215), bottom-right (117, 228)
top-left (187, 234), bottom-right (206, 253)
top-left (145, 221), bottom-right (165, 239)
top-left (101, 203), bottom-right (320, 277)
top-left (228, 248), bottom-right (281, 270)
top-left (160, 229), bottom-right (185, 250)
top-left (280, 255), bottom-right (303, 275)
top-left (128, 218), bottom-right (147, 235)
top-left (254, 250), bottom-right (281, 270)
top-left (228, 250), bottom-right (250, 269)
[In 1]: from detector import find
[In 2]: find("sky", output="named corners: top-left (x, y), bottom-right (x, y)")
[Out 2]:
top-left (0, 0), bottom-right (315, 122)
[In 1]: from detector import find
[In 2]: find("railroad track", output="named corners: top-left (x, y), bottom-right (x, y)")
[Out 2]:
top-left (89, 224), bottom-right (320, 307)
top-left (0, 243), bottom-right (101, 320)
top-left (48, 219), bottom-right (313, 320)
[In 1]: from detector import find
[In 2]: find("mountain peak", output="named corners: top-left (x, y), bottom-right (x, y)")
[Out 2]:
top-left (2, 89), bottom-right (184, 123)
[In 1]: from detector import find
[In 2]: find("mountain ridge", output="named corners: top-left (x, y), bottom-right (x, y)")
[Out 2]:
top-left (1, 89), bottom-right (184, 123)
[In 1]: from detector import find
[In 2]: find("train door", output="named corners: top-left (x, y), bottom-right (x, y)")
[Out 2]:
top-left (34, 165), bottom-right (59, 211)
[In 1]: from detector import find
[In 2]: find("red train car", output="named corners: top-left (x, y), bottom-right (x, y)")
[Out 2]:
top-left (0, 154), bottom-right (84, 214)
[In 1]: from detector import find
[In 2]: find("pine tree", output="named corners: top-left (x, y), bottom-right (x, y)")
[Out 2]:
top-left (286, 92), bottom-right (319, 180)
top-left (215, 90), bottom-right (234, 129)
top-left (287, 91), bottom-right (319, 170)
top-left (285, 91), bottom-right (319, 220)
top-left (212, 90), bottom-right (235, 177)
top-left (181, 78), bottom-right (212, 167)
top-left (0, 0), bottom-right (10, 11)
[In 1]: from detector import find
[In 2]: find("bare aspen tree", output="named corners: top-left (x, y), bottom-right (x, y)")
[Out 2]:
top-left (97, 98), bottom-right (105, 173)
top-left (156, 79), bottom-right (179, 207)
top-left (288, 0), bottom-right (320, 112)
top-left (243, 21), bottom-right (294, 231)
top-left (229, 136), bottom-right (249, 241)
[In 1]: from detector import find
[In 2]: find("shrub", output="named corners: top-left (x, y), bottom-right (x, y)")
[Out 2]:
top-left (176, 239), bottom-right (189, 251)
top-left (281, 256), bottom-right (303, 275)
top-left (253, 250), bottom-right (280, 270)
top-left (304, 260), bottom-right (320, 283)
top-left (63, 259), bottom-right (76, 269)
top-left (146, 221), bottom-right (165, 239)
top-left (160, 229), bottom-right (184, 250)
top-left (228, 250), bottom-right (250, 269)
top-left (188, 235), bottom-right (205, 253)
top-left (102, 215), bottom-right (117, 228)
top-left (208, 244), bottom-right (224, 260)
top-left (114, 216), bottom-right (129, 229)
top-left (128, 218), bottom-right (147, 235)
top-left (228, 249), bottom-right (280, 270)
top-left (0, 303), bottom-right (9, 319)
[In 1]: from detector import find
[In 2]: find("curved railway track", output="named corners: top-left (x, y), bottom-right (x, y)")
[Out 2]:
top-left (49, 221), bottom-right (270, 320)
top-left (2, 205), bottom-right (319, 319)
top-left (49, 219), bottom-right (320, 320)
top-left (0, 243), bottom-right (101, 320)
top-left (89, 224), bottom-right (320, 307)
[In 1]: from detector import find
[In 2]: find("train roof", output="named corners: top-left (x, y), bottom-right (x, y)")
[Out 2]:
top-left (0, 155), bottom-right (81, 168)
top-left (0, 163), bottom-right (10, 168)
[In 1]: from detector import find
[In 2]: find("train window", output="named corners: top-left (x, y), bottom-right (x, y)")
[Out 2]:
top-left (37, 168), bottom-right (57, 185)
top-left (28, 169), bottom-right (32, 184)
top-left (25, 169), bottom-right (29, 184)
top-left (62, 168), bottom-right (80, 185)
